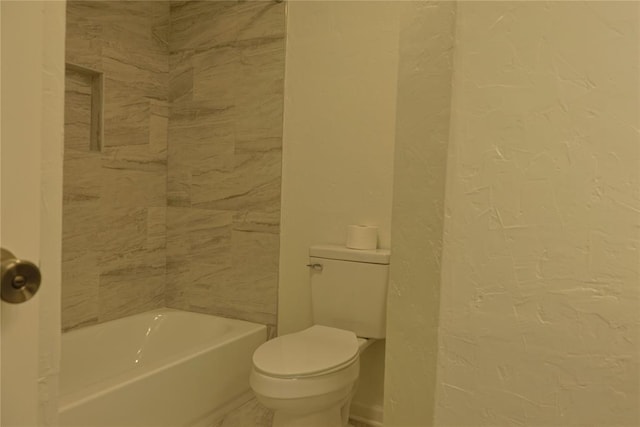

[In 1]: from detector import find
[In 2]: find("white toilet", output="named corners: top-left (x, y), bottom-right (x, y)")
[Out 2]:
top-left (250, 244), bottom-right (390, 427)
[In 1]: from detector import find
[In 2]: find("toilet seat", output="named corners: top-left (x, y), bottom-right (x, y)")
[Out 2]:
top-left (252, 325), bottom-right (359, 378)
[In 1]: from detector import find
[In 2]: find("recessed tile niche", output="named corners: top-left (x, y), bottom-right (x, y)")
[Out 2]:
top-left (65, 63), bottom-right (103, 152)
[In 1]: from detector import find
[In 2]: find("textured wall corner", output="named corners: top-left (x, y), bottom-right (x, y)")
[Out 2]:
top-left (435, 2), bottom-right (640, 426)
top-left (384, 2), bottom-right (457, 426)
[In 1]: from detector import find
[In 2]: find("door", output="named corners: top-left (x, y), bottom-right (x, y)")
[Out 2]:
top-left (0, 1), bottom-right (65, 425)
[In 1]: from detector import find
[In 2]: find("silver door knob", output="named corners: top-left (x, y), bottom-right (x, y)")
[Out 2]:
top-left (1, 248), bottom-right (41, 304)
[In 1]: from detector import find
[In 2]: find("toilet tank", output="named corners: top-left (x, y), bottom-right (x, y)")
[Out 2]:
top-left (309, 245), bottom-right (390, 339)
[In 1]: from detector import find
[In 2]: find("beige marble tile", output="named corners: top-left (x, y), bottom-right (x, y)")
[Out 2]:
top-left (167, 170), bottom-right (192, 207)
top-left (102, 45), bottom-right (168, 98)
top-left (178, 275), bottom-right (275, 325)
top-left (63, 149), bottom-right (102, 203)
top-left (66, 2), bottom-right (103, 70)
top-left (62, 200), bottom-right (103, 254)
top-left (101, 143), bottom-right (166, 172)
top-left (165, 0), bottom-right (285, 327)
top-left (99, 1), bottom-right (160, 55)
top-left (147, 207), bottom-right (167, 251)
top-left (98, 264), bottom-right (165, 322)
top-left (151, 1), bottom-right (170, 52)
top-left (165, 258), bottom-right (231, 289)
top-left (213, 397), bottom-right (273, 427)
top-left (233, 207), bottom-right (280, 234)
top-left (191, 146), bottom-right (282, 212)
top-left (169, 124), bottom-right (235, 155)
top-left (150, 99), bottom-right (169, 118)
top-left (169, 132), bottom-right (234, 177)
top-left (169, 1), bottom-right (239, 52)
top-left (65, 68), bottom-right (93, 95)
top-left (165, 260), bottom-right (233, 311)
top-left (169, 50), bottom-right (194, 103)
top-left (235, 1), bottom-right (286, 43)
top-left (64, 0), bottom-right (170, 330)
top-left (66, 39), bottom-right (103, 72)
top-left (103, 86), bottom-right (150, 147)
top-left (166, 207), bottom-right (233, 264)
top-left (100, 167), bottom-right (166, 208)
top-left (61, 249), bottom-right (99, 331)
top-left (192, 46), bottom-right (239, 105)
top-left (173, 229), bottom-right (279, 325)
top-left (98, 240), bottom-right (166, 323)
top-left (95, 207), bottom-right (148, 254)
top-left (65, 0), bottom-right (285, 333)
top-left (237, 37), bottom-right (285, 94)
top-left (230, 230), bottom-right (278, 311)
top-left (234, 135), bottom-right (281, 157)
top-left (64, 69), bottom-right (93, 151)
top-left (349, 418), bottom-right (376, 427)
top-left (99, 245), bottom-right (166, 281)
top-left (169, 100), bottom-right (235, 133)
top-left (168, 99), bottom-right (235, 208)
top-left (235, 95), bottom-right (284, 143)
top-left (150, 100), bottom-right (170, 153)
top-left (165, 228), bottom-right (278, 325)
top-left (235, 37), bottom-right (285, 141)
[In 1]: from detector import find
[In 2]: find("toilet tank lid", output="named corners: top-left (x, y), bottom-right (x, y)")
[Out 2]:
top-left (309, 245), bottom-right (390, 264)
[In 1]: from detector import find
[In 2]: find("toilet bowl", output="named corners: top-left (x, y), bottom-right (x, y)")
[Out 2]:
top-left (250, 325), bottom-right (369, 427)
top-left (250, 244), bottom-right (390, 427)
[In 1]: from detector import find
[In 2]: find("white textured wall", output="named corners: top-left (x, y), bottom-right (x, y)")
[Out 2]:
top-left (435, 2), bottom-right (640, 426)
top-left (279, 1), bottom-right (402, 421)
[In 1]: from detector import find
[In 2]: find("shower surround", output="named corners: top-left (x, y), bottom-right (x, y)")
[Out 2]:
top-left (63, 1), bottom-right (170, 330)
top-left (62, 0), bottom-right (285, 335)
top-left (166, 1), bottom-right (285, 329)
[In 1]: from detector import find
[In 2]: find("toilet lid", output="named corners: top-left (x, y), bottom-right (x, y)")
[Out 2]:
top-left (253, 325), bottom-right (359, 378)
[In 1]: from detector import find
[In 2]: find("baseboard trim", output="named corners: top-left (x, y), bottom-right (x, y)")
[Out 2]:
top-left (350, 402), bottom-right (383, 427)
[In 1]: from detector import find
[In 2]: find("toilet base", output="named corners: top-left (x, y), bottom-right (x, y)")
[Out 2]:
top-left (251, 354), bottom-right (361, 427)
top-left (272, 395), bottom-right (353, 427)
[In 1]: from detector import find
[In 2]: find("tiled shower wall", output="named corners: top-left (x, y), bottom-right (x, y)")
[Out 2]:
top-left (63, 0), bottom-right (285, 331)
top-left (63, 1), bottom-right (170, 330)
top-left (165, 1), bottom-right (285, 329)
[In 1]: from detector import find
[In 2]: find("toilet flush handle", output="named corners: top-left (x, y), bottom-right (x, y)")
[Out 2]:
top-left (306, 263), bottom-right (323, 272)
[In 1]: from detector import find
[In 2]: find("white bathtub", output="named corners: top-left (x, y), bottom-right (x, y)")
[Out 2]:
top-left (59, 308), bottom-right (266, 427)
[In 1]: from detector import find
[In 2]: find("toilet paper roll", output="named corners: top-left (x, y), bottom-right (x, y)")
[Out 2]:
top-left (346, 225), bottom-right (378, 250)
